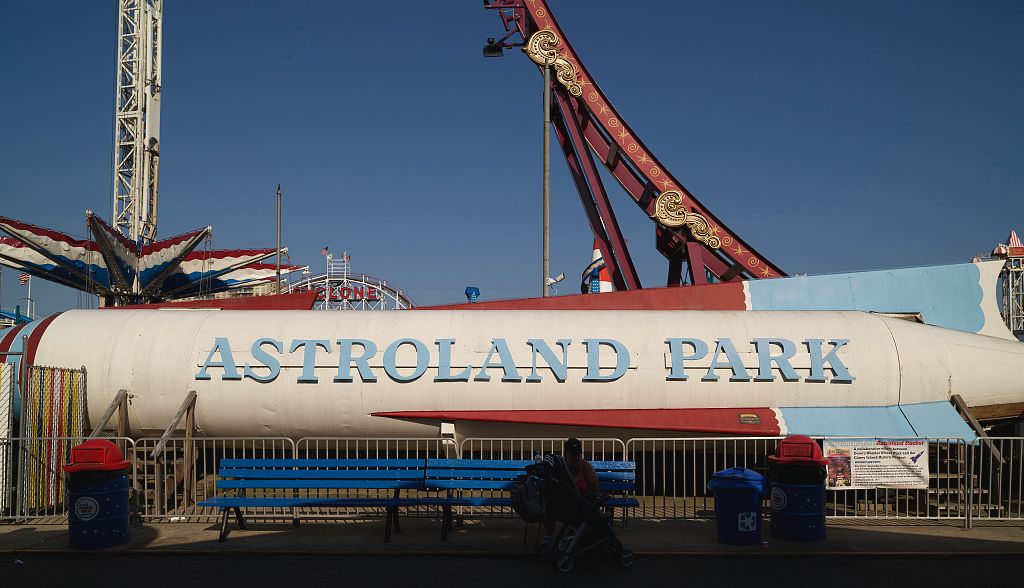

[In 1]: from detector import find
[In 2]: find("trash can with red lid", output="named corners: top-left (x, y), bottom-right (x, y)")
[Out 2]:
top-left (64, 439), bottom-right (131, 549)
top-left (768, 435), bottom-right (827, 541)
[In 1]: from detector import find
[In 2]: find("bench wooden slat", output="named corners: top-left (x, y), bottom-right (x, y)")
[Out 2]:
top-left (425, 459), bottom-right (532, 469)
top-left (425, 469), bottom-right (525, 480)
top-left (598, 473), bottom-right (634, 481)
top-left (217, 479), bottom-right (426, 490)
top-left (218, 468), bottom-right (423, 480)
top-left (219, 458), bottom-right (425, 468)
top-left (590, 461), bottom-right (636, 471)
top-left (426, 480), bottom-right (519, 490)
top-left (199, 497), bottom-right (448, 508)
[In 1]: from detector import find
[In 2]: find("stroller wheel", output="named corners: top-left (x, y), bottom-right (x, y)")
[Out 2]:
top-left (619, 550), bottom-right (635, 568)
top-left (556, 555), bottom-right (574, 573)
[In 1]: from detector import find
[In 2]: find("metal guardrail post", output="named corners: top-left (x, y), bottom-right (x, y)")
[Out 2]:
top-left (183, 402), bottom-right (195, 508)
top-left (966, 438), bottom-right (974, 530)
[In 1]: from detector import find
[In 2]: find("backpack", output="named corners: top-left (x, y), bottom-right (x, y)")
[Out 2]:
top-left (510, 473), bottom-right (545, 523)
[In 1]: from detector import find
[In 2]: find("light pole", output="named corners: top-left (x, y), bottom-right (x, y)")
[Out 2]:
top-left (275, 184), bottom-right (282, 294)
top-left (543, 65), bottom-right (551, 297)
top-left (481, 34), bottom-right (550, 297)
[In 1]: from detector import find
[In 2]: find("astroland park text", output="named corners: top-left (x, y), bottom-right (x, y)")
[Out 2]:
top-left (195, 336), bottom-right (855, 385)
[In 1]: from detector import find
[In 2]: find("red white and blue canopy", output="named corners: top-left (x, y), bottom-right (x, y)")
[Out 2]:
top-left (0, 212), bottom-right (294, 303)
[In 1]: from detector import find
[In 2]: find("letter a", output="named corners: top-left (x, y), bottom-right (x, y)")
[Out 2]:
top-left (196, 337), bottom-right (241, 381)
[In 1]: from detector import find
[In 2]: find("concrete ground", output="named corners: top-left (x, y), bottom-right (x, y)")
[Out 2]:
top-left (5, 553), bottom-right (1024, 588)
top-left (1, 516), bottom-right (1022, 557)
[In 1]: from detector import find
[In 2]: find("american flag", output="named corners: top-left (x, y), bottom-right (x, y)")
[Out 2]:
top-left (1009, 230), bottom-right (1023, 249)
top-left (18, 272), bottom-right (31, 285)
top-left (320, 247), bottom-right (329, 256)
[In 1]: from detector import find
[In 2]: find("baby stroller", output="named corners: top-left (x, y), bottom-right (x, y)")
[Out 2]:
top-left (526, 454), bottom-right (634, 573)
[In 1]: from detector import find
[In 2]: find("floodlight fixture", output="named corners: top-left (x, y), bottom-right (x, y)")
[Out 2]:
top-left (545, 273), bottom-right (565, 287)
top-left (483, 37), bottom-right (504, 58)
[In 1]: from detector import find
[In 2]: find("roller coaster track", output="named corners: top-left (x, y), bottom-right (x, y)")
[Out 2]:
top-left (485, 0), bottom-right (785, 288)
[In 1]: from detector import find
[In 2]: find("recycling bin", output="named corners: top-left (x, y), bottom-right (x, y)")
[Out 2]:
top-left (768, 435), bottom-right (827, 541)
top-left (708, 467), bottom-right (766, 545)
top-left (64, 439), bottom-right (132, 549)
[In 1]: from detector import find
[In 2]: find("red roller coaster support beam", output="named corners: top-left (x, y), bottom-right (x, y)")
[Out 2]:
top-left (484, 0), bottom-right (786, 287)
top-left (551, 106), bottom-right (624, 290)
top-left (553, 90), bottom-right (640, 290)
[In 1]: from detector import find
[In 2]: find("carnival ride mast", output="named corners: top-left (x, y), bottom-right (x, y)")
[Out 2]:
top-left (484, 1), bottom-right (786, 288)
top-left (113, 0), bottom-right (162, 248)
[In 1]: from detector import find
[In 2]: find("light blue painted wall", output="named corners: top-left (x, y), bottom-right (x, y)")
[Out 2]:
top-left (780, 402), bottom-right (976, 440)
top-left (900, 401), bottom-right (977, 441)
top-left (748, 263), bottom-right (984, 333)
top-left (780, 406), bottom-right (916, 437)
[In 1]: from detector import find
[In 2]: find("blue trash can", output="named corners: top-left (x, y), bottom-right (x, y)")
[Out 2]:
top-left (708, 468), bottom-right (766, 545)
top-left (768, 435), bottom-right (827, 541)
top-left (64, 439), bottom-right (131, 549)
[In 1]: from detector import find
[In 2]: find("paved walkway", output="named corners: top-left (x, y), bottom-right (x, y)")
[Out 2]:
top-left (2, 518), bottom-right (1022, 557)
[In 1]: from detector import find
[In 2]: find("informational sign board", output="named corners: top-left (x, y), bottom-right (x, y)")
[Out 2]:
top-left (824, 438), bottom-right (929, 489)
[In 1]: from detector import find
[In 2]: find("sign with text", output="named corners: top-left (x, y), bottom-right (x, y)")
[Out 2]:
top-left (824, 438), bottom-right (929, 490)
top-left (194, 336), bottom-right (856, 385)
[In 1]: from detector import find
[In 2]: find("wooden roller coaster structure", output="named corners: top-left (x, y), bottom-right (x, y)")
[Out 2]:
top-left (484, 0), bottom-right (785, 289)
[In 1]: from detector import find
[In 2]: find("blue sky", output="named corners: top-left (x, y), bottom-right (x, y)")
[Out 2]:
top-left (1, 1), bottom-right (1021, 315)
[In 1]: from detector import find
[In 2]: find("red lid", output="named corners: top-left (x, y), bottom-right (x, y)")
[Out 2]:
top-left (768, 434), bottom-right (827, 466)
top-left (64, 439), bottom-right (131, 473)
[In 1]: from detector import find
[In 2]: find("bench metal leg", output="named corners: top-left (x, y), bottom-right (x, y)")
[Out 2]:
top-left (218, 506), bottom-right (246, 542)
top-left (384, 508), bottom-right (394, 543)
top-left (218, 509), bottom-right (231, 542)
top-left (392, 507), bottom-right (401, 534)
top-left (441, 504), bottom-right (452, 541)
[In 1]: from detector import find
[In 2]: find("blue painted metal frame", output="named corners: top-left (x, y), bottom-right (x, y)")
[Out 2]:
top-left (199, 457), bottom-right (640, 544)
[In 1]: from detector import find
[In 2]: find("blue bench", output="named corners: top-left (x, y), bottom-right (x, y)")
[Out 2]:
top-left (198, 458), bottom-right (429, 542)
top-left (200, 457), bottom-right (640, 544)
top-left (425, 459), bottom-right (639, 541)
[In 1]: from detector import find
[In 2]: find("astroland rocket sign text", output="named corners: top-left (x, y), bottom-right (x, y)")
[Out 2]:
top-left (194, 337), bottom-right (855, 384)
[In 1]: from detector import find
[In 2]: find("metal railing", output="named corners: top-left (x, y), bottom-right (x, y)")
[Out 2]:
top-left (0, 436), bottom-right (134, 522)
top-left (968, 437), bottom-right (1024, 527)
top-left (625, 437), bottom-right (972, 522)
top-left (626, 437), bottom-right (782, 519)
top-left (2, 435), bottom-right (1023, 527)
top-left (291, 437), bottom-right (449, 521)
top-left (454, 438), bottom-right (626, 517)
top-left (133, 437), bottom-right (294, 521)
top-left (821, 437), bottom-right (969, 521)
top-left (459, 437), bottom-right (625, 461)
top-left (296, 437), bottom-right (447, 460)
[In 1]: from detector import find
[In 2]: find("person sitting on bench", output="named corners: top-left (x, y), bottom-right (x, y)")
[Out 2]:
top-left (541, 438), bottom-right (598, 551)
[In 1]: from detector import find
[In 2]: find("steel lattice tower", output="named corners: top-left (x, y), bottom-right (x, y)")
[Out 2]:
top-left (113, 0), bottom-right (162, 246)
top-left (1002, 258), bottom-right (1023, 340)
